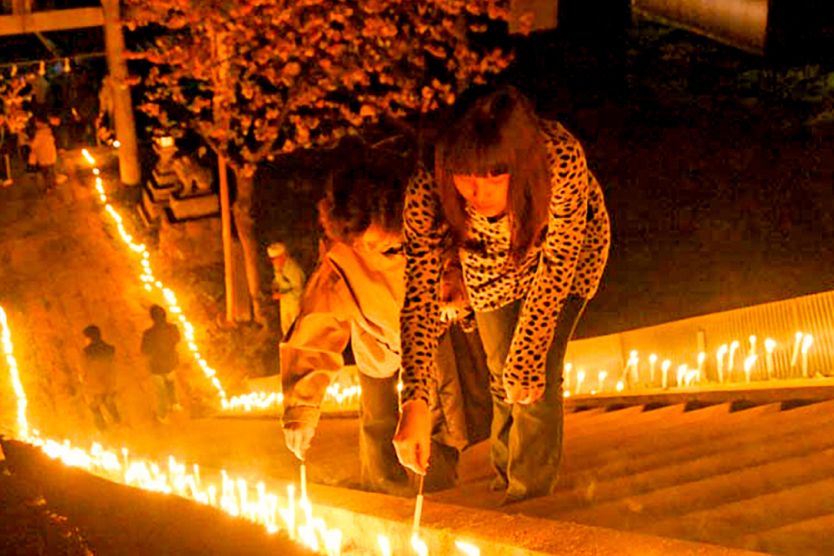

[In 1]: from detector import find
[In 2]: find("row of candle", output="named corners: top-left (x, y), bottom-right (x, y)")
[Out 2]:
top-left (4, 301), bottom-right (483, 555)
top-left (564, 331), bottom-right (819, 396)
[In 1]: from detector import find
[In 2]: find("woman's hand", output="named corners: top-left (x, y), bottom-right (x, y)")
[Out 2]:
top-left (393, 399), bottom-right (431, 475)
top-left (283, 422), bottom-right (316, 461)
top-left (504, 381), bottom-right (545, 405)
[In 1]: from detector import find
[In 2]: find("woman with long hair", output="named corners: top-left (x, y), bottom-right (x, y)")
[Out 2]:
top-left (394, 86), bottom-right (611, 502)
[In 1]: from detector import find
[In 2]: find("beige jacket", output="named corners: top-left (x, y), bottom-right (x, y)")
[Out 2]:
top-left (281, 242), bottom-right (406, 427)
top-left (280, 242), bottom-right (491, 449)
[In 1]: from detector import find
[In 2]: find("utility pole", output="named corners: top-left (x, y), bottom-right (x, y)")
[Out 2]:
top-left (101, 0), bottom-right (140, 185)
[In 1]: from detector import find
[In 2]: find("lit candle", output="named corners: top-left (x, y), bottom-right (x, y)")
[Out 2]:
top-left (597, 370), bottom-right (607, 392)
top-left (801, 334), bottom-right (814, 378)
top-left (648, 354), bottom-right (658, 386)
top-left (378, 535), bottom-right (392, 556)
top-left (455, 540), bottom-right (481, 555)
top-left (676, 364), bottom-right (688, 388)
top-left (564, 362), bottom-right (572, 393)
top-left (716, 344), bottom-right (728, 384)
top-left (575, 369), bottom-right (585, 395)
top-left (728, 340), bottom-right (740, 381)
top-left (790, 331), bottom-right (803, 370)
top-left (300, 463), bottom-right (307, 501)
top-left (627, 350), bottom-right (639, 387)
top-left (411, 534), bottom-right (428, 556)
top-left (661, 360), bottom-right (671, 389)
top-left (697, 351), bottom-right (706, 382)
top-left (743, 354), bottom-right (757, 383)
top-left (615, 380), bottom-right (624, 392)
top-left (286, 484), bottom-right (296, 539)
top-left (748, 335), bottom-right (757, 357)
top-left (764, 338), bottom-right (776, 379)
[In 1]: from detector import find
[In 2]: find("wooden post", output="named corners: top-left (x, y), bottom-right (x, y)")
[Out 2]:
top-left (217, 155), bottom-right (235, 324)
top-left (101, 0), bottom-right (140, 185)
top-left (211, 27), bottom-right (237, 323)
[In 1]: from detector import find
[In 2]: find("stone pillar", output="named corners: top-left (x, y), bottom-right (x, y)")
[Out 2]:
top-left (101, 0), bottom-right (140, 185)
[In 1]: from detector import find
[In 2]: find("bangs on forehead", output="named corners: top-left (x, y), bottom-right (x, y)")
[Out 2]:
top-left (445, 134), bottom-right (513, 177)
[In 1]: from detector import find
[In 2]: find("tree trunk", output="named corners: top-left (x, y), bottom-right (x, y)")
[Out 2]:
top-left (231, 170), bottom-right (270, 327)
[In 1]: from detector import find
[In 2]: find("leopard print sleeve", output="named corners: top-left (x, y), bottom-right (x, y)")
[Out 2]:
top-left (502, 125), bottom-right (592, 394)
top-left (400, 167), bottom-right (446, 405)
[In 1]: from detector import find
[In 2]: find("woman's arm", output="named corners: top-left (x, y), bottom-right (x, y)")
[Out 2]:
top-left (503, 126), bottom-right (591, 402)
top-left (280, 258), bottom-right (352, 429)
top-left (399, 167), bottom-right (447, 406)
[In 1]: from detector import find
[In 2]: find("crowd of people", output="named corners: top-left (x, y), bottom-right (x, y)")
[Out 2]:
top-left (0, 62), bottom-right (105, 190)
top-left (279, 85), bottom-right (612, 503)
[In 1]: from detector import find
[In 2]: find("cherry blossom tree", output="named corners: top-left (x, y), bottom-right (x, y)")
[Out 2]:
top-left (126, 0), bottom-right (515, 326)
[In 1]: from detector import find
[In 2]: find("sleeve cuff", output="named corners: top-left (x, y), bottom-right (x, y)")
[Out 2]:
top-left (282, 405), bottom-right (321, 429)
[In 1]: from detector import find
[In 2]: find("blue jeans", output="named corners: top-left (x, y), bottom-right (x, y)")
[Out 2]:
top-left (151, 372), bottom-right (178, 419)
top-left (474, 295), bottom-right (587, 501)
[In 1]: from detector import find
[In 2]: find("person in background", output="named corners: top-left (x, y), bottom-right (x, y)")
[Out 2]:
top-left (141, 304), bottom-right (183, 423)
top-left (80, 325), bottom-right (121, 431)
top-left (281, 162), bottom-right (490, 495)
top-left (267, 241), bottom-right (306, 338)
top-left (394, 86), bottom-right (611, 503)
top-left (27, 116), bottom-right (57, 192)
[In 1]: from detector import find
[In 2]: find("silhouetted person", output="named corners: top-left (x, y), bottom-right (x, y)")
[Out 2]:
top-left (27, 117), bottom-right (57, 192)
top-left (81, 325), bottom-right (121, 430)
top-left (141, 305), bottom-right (182, 422)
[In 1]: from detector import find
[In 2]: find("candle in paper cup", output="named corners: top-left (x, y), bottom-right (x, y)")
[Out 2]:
top-left (564, 362), bottom-right (573, 392)
top-left (649, 353), bottom-right (658, 386)
top-left (748, 335), bottom-right (757, 356)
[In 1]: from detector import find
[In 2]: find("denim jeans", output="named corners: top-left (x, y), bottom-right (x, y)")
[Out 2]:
top-left (151, 372), bottom-right (178, 419)
top-left (358, 329), bottom-right (462, 495)
top-left (89, 393), bottom-right (121, 430)
top-left (474, 295), bottom-right (587, 501)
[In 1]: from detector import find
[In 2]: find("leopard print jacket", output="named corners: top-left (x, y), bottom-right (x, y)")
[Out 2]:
top-left (400, 120), bottom-right (611, 404)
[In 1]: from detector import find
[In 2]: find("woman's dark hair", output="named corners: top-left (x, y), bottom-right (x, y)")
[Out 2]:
top-left (435, 86), bottom-right (551, 262)
top-left (318, 159), bottom-right (408, 244)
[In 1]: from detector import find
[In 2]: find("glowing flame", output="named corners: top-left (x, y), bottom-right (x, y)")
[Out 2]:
top-left (455, 540), bottom-right (481, 555)
top-left (0, 307), bottom-right (28, 439)
top-left (410, 533), bottom-right (429, 556)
